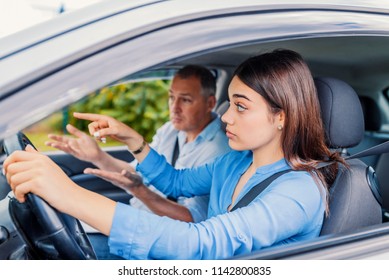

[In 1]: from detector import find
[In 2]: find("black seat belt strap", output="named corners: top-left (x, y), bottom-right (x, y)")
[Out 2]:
top-left (230, 169), bottom-right (293, 212)
top-left (316, 140), bottom-right (389, 169)
top-left (168, 136), bottom-right (180, 202)
top-left (346, 139), bottom-right (389, 160)
top-left (171, 136), bottom-right (180, 167)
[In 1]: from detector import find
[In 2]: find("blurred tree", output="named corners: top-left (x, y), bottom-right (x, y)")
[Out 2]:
top-left (67, 80), bottom-right (170, 142)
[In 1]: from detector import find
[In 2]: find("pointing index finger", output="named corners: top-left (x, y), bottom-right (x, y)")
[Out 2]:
top-left (73, 112), bottom-right (104, 122)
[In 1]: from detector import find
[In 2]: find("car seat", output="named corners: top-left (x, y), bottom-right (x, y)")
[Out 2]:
top-left (314, 77), bottom-right (383, 235)
top-left (351, 96), bottom-right (389, 221)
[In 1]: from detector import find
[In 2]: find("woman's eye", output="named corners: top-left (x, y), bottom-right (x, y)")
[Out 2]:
top-left (235, 103), bottom-right (246, 112)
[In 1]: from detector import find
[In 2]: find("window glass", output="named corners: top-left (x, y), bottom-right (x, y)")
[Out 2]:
top-left (23, 70), bottom-right (174, 152)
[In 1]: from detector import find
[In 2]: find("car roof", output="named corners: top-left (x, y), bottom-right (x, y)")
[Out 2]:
top-left (2, 0), bottom-right (389, 80)
top-left (1, 0), bottom-right (388, 75)
top-left (2, 0), bottom-right (387, 52)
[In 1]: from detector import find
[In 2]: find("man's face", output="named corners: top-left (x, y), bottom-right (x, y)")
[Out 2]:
top-left (168, 75), bottom-right (214, 135)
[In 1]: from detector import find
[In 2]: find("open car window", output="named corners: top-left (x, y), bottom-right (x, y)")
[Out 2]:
top-left (22, 69), bottom-right (176, 152)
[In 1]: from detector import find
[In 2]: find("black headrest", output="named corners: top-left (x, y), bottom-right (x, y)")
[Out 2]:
top-left (359, 96), bottom-right (382, 131)
top-left (314, 77), bottom-right (364, 149)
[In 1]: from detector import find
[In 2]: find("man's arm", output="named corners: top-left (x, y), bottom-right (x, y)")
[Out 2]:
top-left (91, 151), bottom-right (134, 173)
top-left (130, 185), bottom-right (194, 222)
top-left (84, 168), bottom-right (194, 222)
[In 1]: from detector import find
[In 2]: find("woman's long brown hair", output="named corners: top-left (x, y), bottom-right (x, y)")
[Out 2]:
top-left (234, 49), bottom-right (344, 213)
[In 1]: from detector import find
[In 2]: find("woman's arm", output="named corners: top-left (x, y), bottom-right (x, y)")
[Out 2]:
top-left (136, 148), bottom-right (214, 198)
top-left (4, 145), bottom-right (116, 235)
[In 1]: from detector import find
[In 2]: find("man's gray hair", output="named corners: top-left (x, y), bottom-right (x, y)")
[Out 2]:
top-left (175, 65), bottom-right (216, 97)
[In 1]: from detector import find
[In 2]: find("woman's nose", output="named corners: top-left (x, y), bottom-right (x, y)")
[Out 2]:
top-left (221, 107), bottom-right (233, 125)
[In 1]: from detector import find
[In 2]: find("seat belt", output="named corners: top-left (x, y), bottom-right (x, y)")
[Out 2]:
top-left (168, 136), bottom-right (180, 202)
top-left (231, 140), bottom-right (389, 212)
top-left (345, 139), bottom-right (389, 161)
top-left (230, 169), bottom-right (292, 212)
top-left (171, 136), bottom-right (180, 167)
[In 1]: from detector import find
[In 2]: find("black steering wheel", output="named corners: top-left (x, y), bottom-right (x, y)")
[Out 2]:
top-left (3, 132), bottom-right (96, 260)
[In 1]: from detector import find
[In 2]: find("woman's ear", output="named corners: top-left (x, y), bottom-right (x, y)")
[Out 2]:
top-left (277, 110), bottom-right (286, 129)
top-left (279, 110), bottom-right (285, 123)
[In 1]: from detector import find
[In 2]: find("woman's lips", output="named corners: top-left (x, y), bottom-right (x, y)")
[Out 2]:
top-left (226, 129), bottom-right (236, 139)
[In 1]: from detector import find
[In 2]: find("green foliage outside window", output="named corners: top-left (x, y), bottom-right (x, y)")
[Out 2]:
top-left (67, 80), bottom-right (171, 142)
top-left (23, 79), bottom-right (171, 151)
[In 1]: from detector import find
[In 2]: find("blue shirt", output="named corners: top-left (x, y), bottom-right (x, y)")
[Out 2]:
top-left (109, 149), bottom-right (326, 259)
top-left (130, 113), bottom-right (230, 222)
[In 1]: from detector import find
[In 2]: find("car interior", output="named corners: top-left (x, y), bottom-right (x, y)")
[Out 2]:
top-left (2, 32), bottom-right (389, 259)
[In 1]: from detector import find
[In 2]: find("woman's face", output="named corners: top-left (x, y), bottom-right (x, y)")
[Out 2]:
top-left (221, 76), bottom-right (283, 157)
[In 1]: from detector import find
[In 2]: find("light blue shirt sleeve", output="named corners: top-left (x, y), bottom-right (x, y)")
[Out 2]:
top-left (136, 148), bottom-right (214, 198)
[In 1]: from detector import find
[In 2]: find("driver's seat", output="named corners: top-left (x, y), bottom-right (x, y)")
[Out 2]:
top-left (314, 77), bottom-right (383, 236)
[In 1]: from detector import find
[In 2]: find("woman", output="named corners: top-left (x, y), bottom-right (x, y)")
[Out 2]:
top-left (4, 49), bottom-right (342, 259)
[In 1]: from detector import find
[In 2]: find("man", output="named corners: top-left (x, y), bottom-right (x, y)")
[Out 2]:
top-left (46, 65), bottom-right (230, 223)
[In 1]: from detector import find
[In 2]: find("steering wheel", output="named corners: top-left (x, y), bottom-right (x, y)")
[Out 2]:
top-left (3, 132), bottom-right (97, 260)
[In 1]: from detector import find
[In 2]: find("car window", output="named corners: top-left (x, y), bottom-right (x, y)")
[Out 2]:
top-left (22, 70), bottom-right (174, 152)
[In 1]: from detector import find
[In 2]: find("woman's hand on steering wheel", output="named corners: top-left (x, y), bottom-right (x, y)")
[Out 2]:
top-left (4, 145), bottom-right (78, 213)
